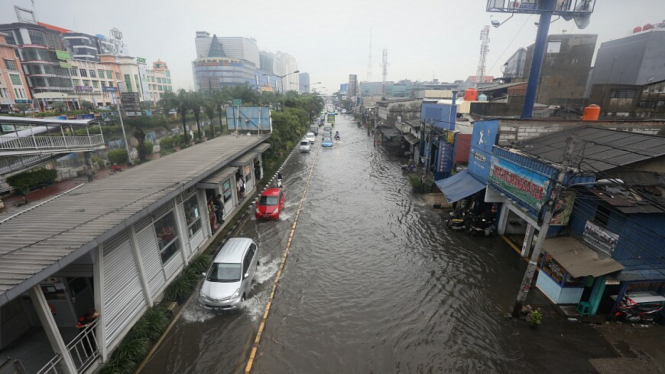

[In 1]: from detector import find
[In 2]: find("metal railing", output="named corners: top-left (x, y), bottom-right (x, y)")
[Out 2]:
top-left (35, 320), bottom-right (100, 374)
top-left (35, 354), bottom-right (62, 374)
top-left (0, 154), bottom-right (55, 175)
top-left (0, 134), bottom-right (104, 151)
top-left (67, 320), bottom-right (100, 373)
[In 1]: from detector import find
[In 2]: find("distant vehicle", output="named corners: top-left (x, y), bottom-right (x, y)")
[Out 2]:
top-left (309, 125), bottom-right (318, 135)
top-left (255, 188), bottom-right (286, 220)
top-left (305, 132), bottom-right (316, 143)
top-left (321, 131), bottom-right (332, 140)
top-left (342, 109), bottom-right (347, 114)
top-left (200, 238), bottom-right (259, 311)
top-left (299, 139), bottom-right (311, 153)
top-left (322, 137), bottom-right (333, 147)
top-left (323, 126), bottom-right (332, 133)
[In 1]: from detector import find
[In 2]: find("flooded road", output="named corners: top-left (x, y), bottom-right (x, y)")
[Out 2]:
top-left (142, 115), bottom-right (615, 374)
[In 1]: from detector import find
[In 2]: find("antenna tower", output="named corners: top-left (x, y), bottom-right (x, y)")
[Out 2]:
top-left (367, 31), bottom-right (373, 81)
top-left (476, 25), bottom-right (490, 85)
top-left (381, 49), bottom-right (389, 96)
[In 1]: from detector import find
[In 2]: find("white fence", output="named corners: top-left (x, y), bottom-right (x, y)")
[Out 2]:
top-left (0, 135), bottom-right (104, 151)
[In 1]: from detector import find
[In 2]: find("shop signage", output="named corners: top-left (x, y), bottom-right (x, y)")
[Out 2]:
top-left (121, 92), bottom-right (141, 111)
top-left (550, 191), bottom-right (576, 226)
top-left (59, 61), bottom-right (72, 68)
top-left (437, 137), bottom-right (455, 174)
top-left (583, 221), bottom-right (619, 255)
top-left (15, 99), bottom-right (32, 103)
top-left (469, 120), bottom-right (499, 183)
top-left (55, 50), bottom-right (71, 61)
top-left (75, 86), bottom-right (93, 92)
top-left (232, 99), bottom-right (242, 106)
top-left (194, 59), bottom-right (242, 67)
top-left (103, 86), bottom-right (118, 92)
top-left (76, 114), bottom-right (95, 120)
top-left (136, 57), bottom-right (146, 65)
top-left (489, 157), bottom-right (550, 211)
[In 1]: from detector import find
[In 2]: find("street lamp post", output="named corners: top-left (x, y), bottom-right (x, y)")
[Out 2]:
top-left (263, 70), bottom-right (299, 93)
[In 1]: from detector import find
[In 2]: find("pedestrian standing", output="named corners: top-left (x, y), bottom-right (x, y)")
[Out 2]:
top-left (76, 309), bottom-right (99, 357)
top-left (214, 194), bottom-right (224, 225)
top-left (86, 165), bottom-right (94, 182)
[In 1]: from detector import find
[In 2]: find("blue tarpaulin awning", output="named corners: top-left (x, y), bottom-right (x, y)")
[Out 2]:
top-left (434, 169), bottom-right (485, 203)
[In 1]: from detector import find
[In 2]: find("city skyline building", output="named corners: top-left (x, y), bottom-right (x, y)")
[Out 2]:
top-left (275, 51), bottom-right (298, 92)
top-left (299, 72), bottom-right (310, 94)
top-left (0, 32), bottom-right (31, 112)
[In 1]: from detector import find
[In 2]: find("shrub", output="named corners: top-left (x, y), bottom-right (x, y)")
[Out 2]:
top-left (108, 149), bottom-right (129, 165)
top-left (91, 155), bottom-right (105, 169)
top-left (144, 141), bottom-right (154, 155)
top-left (7, 169), bottom-right (58, 192)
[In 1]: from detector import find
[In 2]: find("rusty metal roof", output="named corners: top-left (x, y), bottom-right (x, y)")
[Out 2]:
top-left (0, 134), bottom-right (269, 306)
top-left (515, 126), bottom-right (665, 172)
top-left (542, 237), bottom-right (624, 278)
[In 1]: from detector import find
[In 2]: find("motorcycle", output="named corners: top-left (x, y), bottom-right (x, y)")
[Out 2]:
top-left (615, 296), bottom-right (663, 322)
top-left (446, 210), bottom-right (469, 231)
top-left (468, 214), bottom-right (496, 237)
top-left (277, 179), bottom-right (283, 188)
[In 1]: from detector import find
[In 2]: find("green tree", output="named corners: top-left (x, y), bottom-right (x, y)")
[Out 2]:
top-left (126, 116), bottom-right (168, 162)
top-left (14, 103), bottom-right (30, 113)
top-left (203, 99), bottom-right (216, 138)
top-left (188, 91), bottom-right (204, 141)
top-left (160, 90), bottom-right (190, 144)
top-left (51, 102), bottom-right (66, 113)
top-left (80, 100), bottom-right (95, 111)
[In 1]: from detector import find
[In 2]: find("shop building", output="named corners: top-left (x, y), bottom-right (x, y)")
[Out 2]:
top-left (145, 60), bottom-right (172, 104)
top-left (0, 134), bottom-right (271, 374)
top-left (0, 32), bottom-right (32, 113)
top-left (69, 59), bottom-right (123, 108)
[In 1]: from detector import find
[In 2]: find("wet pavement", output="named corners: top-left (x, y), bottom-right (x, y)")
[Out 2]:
top-left (141, 115), bottom-right (625, 374)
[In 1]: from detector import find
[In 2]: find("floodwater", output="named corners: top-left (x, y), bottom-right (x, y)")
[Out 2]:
top-left (142, 115), bottom-right (615, 374)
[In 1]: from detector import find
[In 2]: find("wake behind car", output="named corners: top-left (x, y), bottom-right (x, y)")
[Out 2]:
top-left (322, 137), bottom-right (333, 147)
top-left (200, 238), bottom-right (259, 311)
top-left (255, 188), bottom-right (285, 220)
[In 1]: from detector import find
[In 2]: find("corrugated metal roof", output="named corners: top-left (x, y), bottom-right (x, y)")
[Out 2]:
top-left (614, 269), bottom-right (665, 282)
top-left (0, 134), bottom-right (269, 306)
top-left (197, 166), bottom-right (238, 189)
top-left (515, 126), bottom-right (665, 172)
top-left (230, 143), bottom-right (270, 166)
top-left (543, 237), bottom-right (624, 278)
top-left (0, 116), bottom-right (98, 127)
top-left (403, 133), bottom-right (419, 145)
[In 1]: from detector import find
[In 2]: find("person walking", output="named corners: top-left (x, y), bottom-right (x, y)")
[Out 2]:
top-left (85, 164), bottom-right (94, 182)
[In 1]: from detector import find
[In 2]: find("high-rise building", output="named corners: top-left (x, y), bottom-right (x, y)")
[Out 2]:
top-left (63, 32), bottom-right (102, 62)
top-left (0, 32), bottom-right (32, 112)
top-left (501, 48), bottom-right (527, 79)
top-left (0, 22), bottom-right (76, 109)
top-left (590, 25), bottom-right (665, 87)
top-left (260, 51), bottom-right (275, 74)
top-left (275, 52), bottom-right (298, 92)
top-left (217, 37), bottom-right (260, 68)
top-left (348, 74), bottom-right (358, 97)
top-left (299, 72), bottom-right (310, 94)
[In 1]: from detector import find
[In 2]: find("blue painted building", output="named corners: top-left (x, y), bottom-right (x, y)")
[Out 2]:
top-left (419, 99), bottom-right (459, 180)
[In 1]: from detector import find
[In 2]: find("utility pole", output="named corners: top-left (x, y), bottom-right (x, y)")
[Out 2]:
top-left (512, 135), bottom-right (577, 317)
top-left (114, 95), bottom-right (134, 166)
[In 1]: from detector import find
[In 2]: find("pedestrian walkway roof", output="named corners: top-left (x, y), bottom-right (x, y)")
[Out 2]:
top-left (0, 116), bottom-right (99, 127)
top-left (0, 134), bottom-right (270, 306)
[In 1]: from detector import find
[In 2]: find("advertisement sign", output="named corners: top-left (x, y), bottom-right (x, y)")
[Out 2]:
top-left (489, 157), bottom-right (550, 211)
top-left (76, 114), bottom-right (95, 120)
top-left (103, 86), bottom-right (118, 92)
top-left (136, 57), bottom-right (146, 65)
top-left (468, 120), bottom-right (499, 183)
top-left (59, 61), bottom-right (72, 68)
top-left (15, 99), bottom-right (32, 103)
top-left (327, 113), bottom-right (335, 124)
top-left (550, 191), bottom-right (576, 226)
top-left (55, 50), bottom-right (71, 61)
top-left (121, 92), bottom-right (141, 112)
top-left (225, 107), bottom-right (272, 131)
top-left (583, 221), bottom-right (619, 255)
top-left (437, 138), bottom-right (455, 174)
top-left (75, 86), bottom-right (94, 92)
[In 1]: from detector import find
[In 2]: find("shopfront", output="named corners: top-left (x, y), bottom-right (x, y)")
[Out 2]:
top-left (230, 143), bottom-right (270, 197)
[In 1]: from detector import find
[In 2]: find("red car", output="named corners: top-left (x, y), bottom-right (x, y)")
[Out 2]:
top-left (255, 188), bottom-right (285, 220)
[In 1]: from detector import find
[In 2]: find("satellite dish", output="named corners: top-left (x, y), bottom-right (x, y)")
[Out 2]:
top-left (573, 0), bottom-right (592, 29)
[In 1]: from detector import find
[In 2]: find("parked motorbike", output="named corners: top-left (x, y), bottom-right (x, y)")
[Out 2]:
top-left (446, 210), bottom-right (469, 231)
top-left (467, 214), bottom-right (496, 237)
top-left (615, 296), bottom-right (664, 322)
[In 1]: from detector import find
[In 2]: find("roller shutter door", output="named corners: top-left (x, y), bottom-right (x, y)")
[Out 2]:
top-left (135, 217), bottom-right (167, 297)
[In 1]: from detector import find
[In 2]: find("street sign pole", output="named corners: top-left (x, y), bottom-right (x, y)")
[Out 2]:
top-left (114, 93), bottom-right (133, 166)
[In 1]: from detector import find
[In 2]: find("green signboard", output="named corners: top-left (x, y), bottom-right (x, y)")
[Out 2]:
top-left (55, 50), bottom-right (71, 61)
top-left (136, 57), bottom-right (146, 65)
top-left (233, 99), bottom-right (242, 106)
top-left (59, 61), bottom-right (72, 68)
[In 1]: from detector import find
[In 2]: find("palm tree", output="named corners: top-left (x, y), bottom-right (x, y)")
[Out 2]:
top-left (203, 99), bottom-right (216, 139)
top-left (161, 90), bottom-right (190, 145)
top-left (126, 116), bottom-right (165, 162)
top-left (212, 90), bottom-right (228, 134)
top-left (189, 91), bottom-right (204, 141)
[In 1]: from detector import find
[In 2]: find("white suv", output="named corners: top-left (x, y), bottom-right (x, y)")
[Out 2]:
top-left (299, 139), bottom-right (311, 153)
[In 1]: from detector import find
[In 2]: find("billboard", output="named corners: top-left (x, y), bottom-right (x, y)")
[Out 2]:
top-left (468, 120), bottom-right (499, 183)
top-left (421, 103), bottom-right (456, 131)
top-left (489, 157), bottom-right (550, 211)
top-left (327, 113), bottom-right (335, 124)
top-left (226, 107), bottom-right (271, 131)
top-left (55, 50), bottom-right (71, 61)
top-left (486, 0), bottom-right (596, 16)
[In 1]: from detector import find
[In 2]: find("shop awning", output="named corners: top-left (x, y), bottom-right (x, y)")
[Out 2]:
top-left (403, 133), bottom-right (419, 145)
top-left (613, 269), bottom-right (665, 282)
top-left (543, 237), bottom-right (624, 278)
top-left (434, 170), bottom-right (485, 203)
top-left (196, 166), bottom-right (238, 189)
top-left (230, 143), bottom-right (271, 166)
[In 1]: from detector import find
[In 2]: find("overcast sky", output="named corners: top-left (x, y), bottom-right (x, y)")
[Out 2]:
top-left (2, 0), bottom-right (664, 94)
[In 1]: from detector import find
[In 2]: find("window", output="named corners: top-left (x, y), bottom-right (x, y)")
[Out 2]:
top-left (108, 81), bottom-right (114, 87)
top-left (73, 79), bottom-right (80, 86)
top-left (167, 78), bottom-right (171, 84)
top-left (156, 77), bottom-right (161, 83)
top-left (610, 89), bottom-right (636, 99)
top-left (83, 80), bottom-right (90, 86)
top-left (154, 211), bottom-right (181, 264)
top-left (183, 195), bottom-right (202, 238)
top-left (28, 30), bottom-right (47, 45)
top-left (158, 85), bottom-right (162, 91)
top-left (242, 246), bottom-right (255, 273)
top-left (70, 67), bottom-right (78, 76)
top-left (259, 195), bottom-right (279, 206)
top-left (106, 70), bottom-right (113, 79)
top-left (4, 59), bottom-right (17, 70)
top-left (222, 179), bottom-right (233, 203)
top-left (594, 205), bottom-right (611, 227)
top-left (546, 41), bottom-right (561, 54)
top-left (79, 69), bottom-right (88, 77)
top-left (89, 70), bottom-right (96, 78)
top-left (98, 70), bottom-right (104, 79)
top-left (166, 70), bottom-right (170, 77)
top-left (244, 165), bottom-right (252, 183)
top-left (657, 101), bottom-right (665, 108)
top-left (92, 81), bottom-right (99, 88)
top-left (124, 74), bottom-right (132, 92)
top-left (115, 72), bottom-right (121, 80)
top-left (206, 263), bottom-right (241, 282)
top-left (9, 74), bottom-right (22, 85)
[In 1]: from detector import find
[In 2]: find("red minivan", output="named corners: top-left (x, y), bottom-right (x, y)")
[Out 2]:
top-left (255, 188), bottom-right (285, 220)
